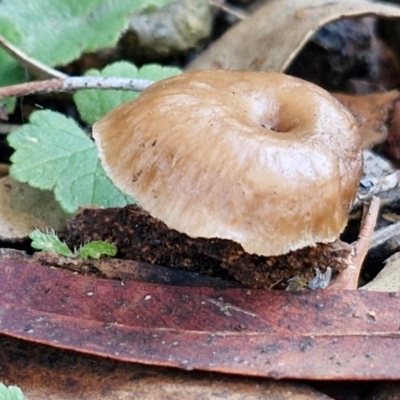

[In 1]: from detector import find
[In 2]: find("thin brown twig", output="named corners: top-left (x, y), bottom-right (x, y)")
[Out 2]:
top-left (0, 77), bottom-right (155, 99)
top-left (369, 219), bottom-right (400, 249)
top-left (329, 196), bottom-right (381, 290)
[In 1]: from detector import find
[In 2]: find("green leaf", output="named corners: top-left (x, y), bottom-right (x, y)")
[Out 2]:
top-left (0, 49), bottom-right (26, 111)
top-left (8, 110), bottom-right (133, 213)
top-left (74, 61), bottom-right (181, 125)
top-left (136, 0), bottom-right (174, 7)
top-left (29, 230), bottom-right (118, 260)
top-left (29, 229), bottom-right (74, 257)
top-left (135, 0), bottom-right (175, 12)
top-left (0, 383), bottom-right (24, 400)
top-left (0, 17), bottom-right (27, 111)
top-left (0, 0), bottom-right (173, 112)
top-left (79, 241), bottom-right (118, 260)
top-left (0, 0), bottom-right (142, 67)
top-left (137, 63), bottom-right (182, 82)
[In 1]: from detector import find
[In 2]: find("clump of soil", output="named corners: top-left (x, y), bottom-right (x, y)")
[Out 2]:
top-left (66, 205), bottom-right (352, 289)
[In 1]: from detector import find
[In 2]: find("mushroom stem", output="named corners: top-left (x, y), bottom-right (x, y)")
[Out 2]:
top-left (329, 196), bottom-right (380, 290)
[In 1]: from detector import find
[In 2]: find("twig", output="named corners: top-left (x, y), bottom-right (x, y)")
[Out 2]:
top-left (329, 196), bottom-right (380, 290)
top-left (0, 77), bottom-right (155, 99)
top-left (369, 219), bottom-right (400, 249)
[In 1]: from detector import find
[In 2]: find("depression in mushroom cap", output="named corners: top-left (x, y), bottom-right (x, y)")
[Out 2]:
top-left (93, 70), bottom-right (363, 257)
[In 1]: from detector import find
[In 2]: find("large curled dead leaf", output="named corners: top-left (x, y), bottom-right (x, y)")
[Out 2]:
top-left (1, 254), bottom-right (400, 380)
top-left (187, 0), bottom-right (400, 72)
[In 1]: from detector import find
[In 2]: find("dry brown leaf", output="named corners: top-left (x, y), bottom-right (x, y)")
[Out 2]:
top-left (0, 176), bottom-right (70, 240)
top-left (0, 337), bottom-right (333, 400)
top-left (333, 90), bottom-right (399, 149)
top-left (1, 255), bottom-right (400, 380)
top-left (187, 0), bottom-right (400, 72)
top-left (387, 99), bottom-right (400, 160)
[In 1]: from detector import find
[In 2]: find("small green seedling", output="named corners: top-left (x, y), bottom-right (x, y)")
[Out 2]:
top-left (0, 382), bottom-right (24, 400)
top-left (77, 240), bottom-right (118, 260)
top-left (29, 229), bottom-right (117, 260)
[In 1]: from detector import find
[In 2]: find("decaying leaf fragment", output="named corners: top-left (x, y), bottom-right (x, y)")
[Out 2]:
top-left (120, 0), bottom-right (212, 61)
top-left (361, 252), bottom-right (400, 291)
top-left (187, 0), bottom-right (400, 72)
top-left (387, 99), bottom-right (400, 160)
top-left (355, 150), bottom-right (400, 206)
top-left (333, 90), bottom-right (399, 149)
top-left (0, 176), bottom-right (69, 241)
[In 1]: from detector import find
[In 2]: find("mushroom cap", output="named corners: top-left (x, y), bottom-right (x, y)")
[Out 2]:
top-left (93, 70), bottom-right (363, 257)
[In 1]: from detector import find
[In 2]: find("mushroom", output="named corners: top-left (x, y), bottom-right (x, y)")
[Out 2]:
top-left (92, 70), bottom-right (363, 262)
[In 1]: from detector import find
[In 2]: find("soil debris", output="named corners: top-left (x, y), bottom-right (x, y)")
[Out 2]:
top-left (66, 205), bottom-right (353, 289)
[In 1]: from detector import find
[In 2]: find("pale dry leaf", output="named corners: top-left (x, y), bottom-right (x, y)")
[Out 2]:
top-left (360, 253), bottom-right (400, 291)
top-left (355, 150), bottom-right (400, 207)
top-left (0, 175), bottom-right (70, 240)
top-left (362, 150), bottom-right (396, 179)
top-left (187, 0), bottom-right (400, 72)
top-left (122, 0), bottom-right (212, 61)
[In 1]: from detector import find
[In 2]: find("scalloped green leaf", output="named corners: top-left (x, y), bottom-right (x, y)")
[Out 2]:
top-left (8, 110), bottom-right (133, 213)
top-left (0, 0), bottom-right (150, 67)
top-left (79, 241), bottom-right (118, 260)
top-left (0, 0), bottom-right (175, 112)
top-left (0, 383), bottom-right (24, 400)
top-left (29, 229), bottom-right (74, 257)
top-left (73, 61), bottom-right (181, 125)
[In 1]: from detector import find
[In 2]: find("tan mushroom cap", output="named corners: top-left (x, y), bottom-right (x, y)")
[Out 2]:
top-left (93, 70), bottom-right (363, 257)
